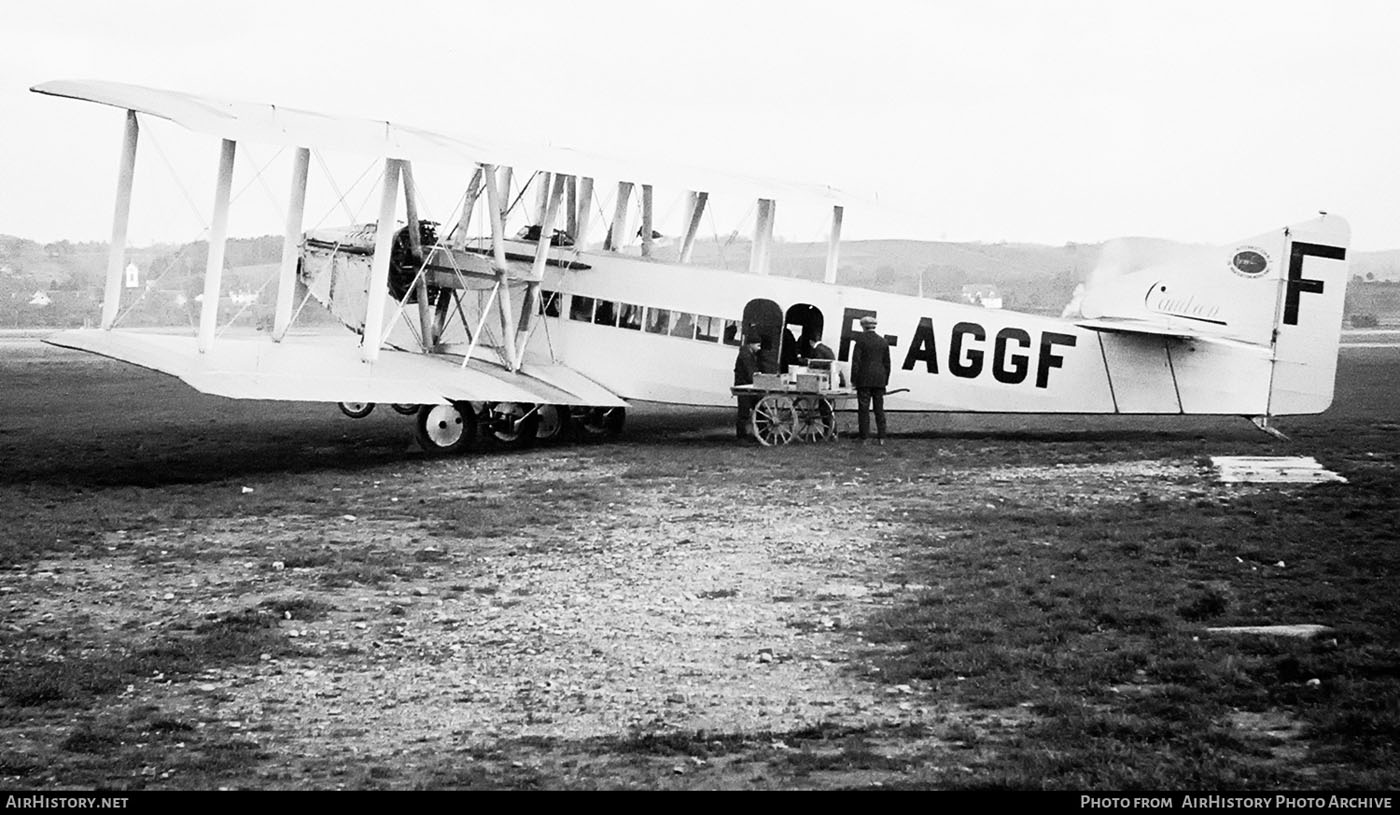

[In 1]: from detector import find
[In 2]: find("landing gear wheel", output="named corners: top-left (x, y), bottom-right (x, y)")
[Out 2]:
top-left (338, 402), bottom-right (375, 419)
top-left (572, 406), bottom-right (626, 440)
top-left (484, 401), bottom-right (540, 449)
top-left (391, 403), bottom-right (419, 415)
top-left (793, 395), bottom-right (837, 442)
top-left (752, 395), bottom-right (797, 446)
top-left (414, 402), bottom-right (476, 455)
top-left (534, 404), bottom-right (566, 444)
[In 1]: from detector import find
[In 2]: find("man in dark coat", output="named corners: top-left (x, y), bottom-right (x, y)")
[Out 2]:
top-left (779, 326), bottom-right (800, 373)
top-left (733, 334), bottom-right (763, 439)
top-left (849, 315), bottom-right (891, 444)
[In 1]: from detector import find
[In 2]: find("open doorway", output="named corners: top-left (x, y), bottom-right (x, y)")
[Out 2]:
top-left (741, 298), bottom-right (783, 374)
top-left (782, 303), bottom-right (825, 371)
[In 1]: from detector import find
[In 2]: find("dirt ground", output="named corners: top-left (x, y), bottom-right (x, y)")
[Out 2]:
top-left (0, 339), bottom-right (1391, 789)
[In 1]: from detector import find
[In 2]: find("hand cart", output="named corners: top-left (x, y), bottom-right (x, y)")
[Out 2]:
top-left (731, 375), bottom-right (856, 446)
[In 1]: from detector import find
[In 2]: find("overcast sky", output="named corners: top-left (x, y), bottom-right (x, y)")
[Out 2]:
top-left (3, 0), bottom-right (1399, 250)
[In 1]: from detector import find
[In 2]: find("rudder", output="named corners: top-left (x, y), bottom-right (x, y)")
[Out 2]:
top-left (1267, 215), bottom-right (1350, 416)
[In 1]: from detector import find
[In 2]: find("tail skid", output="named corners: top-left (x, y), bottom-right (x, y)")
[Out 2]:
top-left (1248, 415), bottom-right (1290, 441)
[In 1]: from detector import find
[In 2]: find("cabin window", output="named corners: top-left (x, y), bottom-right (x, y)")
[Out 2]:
top-left (594, 299), bottom-right (617, 327)
top-left (569, 295), bottom-right (595, 322)
top-left (670, 312), bottom-right (695, 339)
top-left (645, 307), bottom-right (672, 334)
top-left (540, 289), bottom-right (561, 317)
top-left (722, 319), bottom-right (742, 346)
top-left (695, 315), bottom-right (721, 343)
top-left (618, 302), bottom-right (643, 331)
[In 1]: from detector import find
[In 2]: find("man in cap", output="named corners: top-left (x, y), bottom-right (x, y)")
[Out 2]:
top-left (733, 333), bottom-right (764, 440)
top-left (849, 315), bottom-right (891, 444)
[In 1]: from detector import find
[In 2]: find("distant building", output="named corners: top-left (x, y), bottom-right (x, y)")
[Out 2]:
top-left (28, 290), bottom-right (51, 307)
top-left (125, 262), bottom-right (140, 288)
top-left (961, 284), bottom-right (1003, 309)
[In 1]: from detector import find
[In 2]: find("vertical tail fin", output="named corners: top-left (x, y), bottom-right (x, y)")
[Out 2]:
top-left (1267, 215), bottom-right (1350, 415)
top-left (1074, 215), bottom-right (1351, 418)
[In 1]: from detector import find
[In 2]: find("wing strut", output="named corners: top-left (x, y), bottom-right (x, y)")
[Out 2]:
top-left (481, 164), bottom-right (518, 368)
top-left (496, 167), bottom-right (514, 220)
top-left (750, 197), bottom-right (775, 276)
top-left (435, 166), bottom-right (486, 342)
top-left (197, 138), bottom-right (237, 353)
top-left (565, 175), bottom-right (578, 237)
top-left (606, 181), bottom-right (633, 251)
top-left (451, 167), bottom-right (484, 248)
top-left (515, 172), bottom-right (566, 368)
top-left (574, 176), bottom-right (595, 247)
top-left (824, 205), bottom-right (844, 284)
top-left (400, 161), bottom-right (437, 350)
top-left (529, 173), bottom-right (565, 281)
top-left (102, 109), bottom-right (139, 330)
top-left (679, 190), bottom-right (708, 264)
top-left (641, 184), bottom-right (655, 258)
top-left (361, 157), bottom-right (401, 363)
top-left (272, 146), bottom-right (310, 341)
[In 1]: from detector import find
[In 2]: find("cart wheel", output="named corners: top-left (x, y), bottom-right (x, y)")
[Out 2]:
top-left (391, 403), bottom-right (419, 415)
top-left (751, 395), bottom-right (797, 446)
top-left (794, 395), bottom-right (837, 442)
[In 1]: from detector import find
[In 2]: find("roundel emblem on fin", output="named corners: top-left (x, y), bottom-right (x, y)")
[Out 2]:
top-left (1230, 248), bottom-right (1270, 278)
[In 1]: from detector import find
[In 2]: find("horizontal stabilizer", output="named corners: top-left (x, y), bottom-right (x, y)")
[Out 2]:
top-left (1075, 317), bottom-right (1202, 340)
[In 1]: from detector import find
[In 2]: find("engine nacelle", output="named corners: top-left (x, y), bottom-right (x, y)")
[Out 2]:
top-left (298, 222), bottom-right (442, 334)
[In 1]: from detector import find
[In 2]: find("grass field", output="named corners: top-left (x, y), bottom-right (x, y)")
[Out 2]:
top-left (0, 340), bottom-right (1396, 789)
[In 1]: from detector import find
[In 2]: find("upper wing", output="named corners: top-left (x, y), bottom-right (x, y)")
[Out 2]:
top-left (31, 79), bottom-right (856, 207)
top-left (43, 328), bottom-right (626, 407)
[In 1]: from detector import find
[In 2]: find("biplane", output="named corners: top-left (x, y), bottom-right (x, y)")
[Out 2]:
top-left (30, 80), bottom-right (1351, 451)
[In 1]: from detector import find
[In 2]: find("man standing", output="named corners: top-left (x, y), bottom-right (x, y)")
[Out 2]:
top-left (733, 334), bottom-right (763, 440)
top-left (849, 315), bottom-right (891, 444)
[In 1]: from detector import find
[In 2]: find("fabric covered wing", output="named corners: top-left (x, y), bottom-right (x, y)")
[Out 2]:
top-left (43, 329), bottom-right (626, 407)
top-left (31, 79), bottom-right (854, 206)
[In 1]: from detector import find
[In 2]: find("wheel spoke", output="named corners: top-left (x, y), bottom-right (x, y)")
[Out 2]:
top-left (753, 395), bottom-right (798, 445)
top-left (791, 396), bottom-right (836, 442)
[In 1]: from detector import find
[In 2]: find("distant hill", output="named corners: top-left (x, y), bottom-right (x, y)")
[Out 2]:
top-left (4, 232), bottom-right (1398, 328)
top-left (681, 237), bottom-right (1143, 314)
